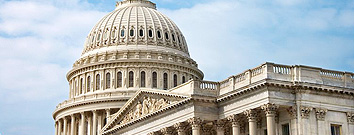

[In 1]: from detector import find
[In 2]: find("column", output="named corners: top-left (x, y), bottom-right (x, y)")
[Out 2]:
top-left (174, 122), bottom-right (187, 135)
top-left (299, 106), bottom-right (313, 135)
top-left (216, 119), bottom-right (226, 135)
top-left (63, 118), bottom-right (68, 135)
top-left (188, 117), bottom-right (203, 135)
top-left (92, 110), bottom-right (97, 135)
top-left (58, 119), bottom-right (63, 135)
top-left (228, 114), bottom-right (241, 135)
top-left (105, 109), bottom-right (111, 122)
top-left (70, 114), bottom-right (76, 135)
top-left (87, 115), bottom-right (92, 135)
top-left (55, 121), bottom-right (58, 135)
top-left (315, 108), bottom-right (327, 135)
top-left (97, 113), bottom-right (103, 135)
top-left (79, 112), bottom-right (86, 135)
top-left (261, 103), bottom-right (279, 135)
top-left (244, 109), bottom-right (258, 135)
top-left (347, 112), bottom-right (354, 135)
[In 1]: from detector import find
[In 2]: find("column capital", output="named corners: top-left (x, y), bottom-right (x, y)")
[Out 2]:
top-left (80, 112), bottom-right (85, 115)
top-left (173, 122), bottom-right (187, 132)
top-left (315, 108), bottom-right (327, 121)
top-left (287, 106), bottom-right (297, 119)
top-left (300, 106), bottom-right (313, 119)
top-left (261, 103), bottom-right (279, 116)
top-left (188, 117), bottom-right (203, 128)
top-left (244, 109), bottom-right (258, 121)
top-left (70, 114), bottom-right (75, 118)
top-left (147, 131), bottom-right (161, 135)
top-left (227, 114), bottom-right (242, 125)
top-left (160, 127), bottom-right (174, 135)
top-left (215, 119), bottom-right (226, 131)
top-left (347, 112), bottom-right (354, 124)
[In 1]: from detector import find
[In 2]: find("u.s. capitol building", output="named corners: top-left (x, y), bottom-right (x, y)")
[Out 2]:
top-left (52, 0), bottom-right (354, 135)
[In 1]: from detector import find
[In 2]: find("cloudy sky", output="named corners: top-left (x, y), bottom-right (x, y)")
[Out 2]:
top-left (0, 0), bottom-right (353, 134)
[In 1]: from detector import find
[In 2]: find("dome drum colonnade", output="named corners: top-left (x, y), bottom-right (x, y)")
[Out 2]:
top-left (53, 0), bottom-right (203, 135)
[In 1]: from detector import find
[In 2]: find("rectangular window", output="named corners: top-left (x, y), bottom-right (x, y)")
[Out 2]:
top-left (282, 123), bottom-right (290, 135)
top-left (264, 129), bottom-right (267, 135)
top-left (331, 124), bottom-right (341, 135)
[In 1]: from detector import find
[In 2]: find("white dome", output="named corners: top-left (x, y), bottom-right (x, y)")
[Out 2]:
top-left (82, 0), bottom-right (189, 58)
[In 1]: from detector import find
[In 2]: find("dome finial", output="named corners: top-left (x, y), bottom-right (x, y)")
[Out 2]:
top-left (116, 0), bottom-right (156, 9)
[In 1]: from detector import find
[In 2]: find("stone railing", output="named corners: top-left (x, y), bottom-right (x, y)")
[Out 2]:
top-left (218, 62), bottom-right (354, 95)
top-left (171, 62), bottom-right (353, 96)
top-left (55, 90), bottom-right (132, 110)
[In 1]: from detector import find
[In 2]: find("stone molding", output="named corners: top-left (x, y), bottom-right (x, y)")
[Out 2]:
top-left (315, 108), bottom-right (327, 121)
top-left (347, 112), bottom-right (354, 124)
top-left (300, 106), bottom-right (313, 119)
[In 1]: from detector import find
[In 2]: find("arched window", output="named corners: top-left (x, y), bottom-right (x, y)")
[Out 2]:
top-left (106, 73), bottom-right (111, 89)
top-left (111, 27), bottom-right (116, 38)
top-left (87, 76), bottom-right (91, 92)
top-left (141, 71), bottom-right (146, 87)
top-left (157, 30), bottom-right (162, 39)
top-left (172, 34), bottom-right (176, 42)
top-left (80, 78), bottom-right (83, 94)
top-left (178, 35), bottom-right (181, 44)
top-left (163, 73), bottom-right (168, 90)
top-left (165, 32), bottom-right (169, 40)
top-left (173, 74), bottom-right (177, 87)
top-left (117, 72), bottom-right (122, 88)
top-left (129, 71), bottom-right (134, 87)
top-left (139, 29), bottom-right (144, 37)
top-left (130, 29), bottom-right (134, 37)
top-left (148, 29), bottom-right (153, 38)
top-left (120, 29), bottom-right (125, 37)
top-left (96, 74), bottom-right (100, 90)
top-left (152, 72), bottom-right (157, 88)
top-left (182, 76), bottom-right (186, 83)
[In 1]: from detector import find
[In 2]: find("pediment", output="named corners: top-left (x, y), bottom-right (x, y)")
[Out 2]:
top-left (102, 89), bottom-right (191, 134)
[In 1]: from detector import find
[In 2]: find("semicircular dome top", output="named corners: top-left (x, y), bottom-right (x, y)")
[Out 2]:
top-left (82, 0), bottom-right (189, 58)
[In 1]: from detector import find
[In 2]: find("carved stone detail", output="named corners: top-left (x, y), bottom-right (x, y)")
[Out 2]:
top-left (148, 131), bottom-right (161, 135)
top-left (347, 112), bottom-right (354, 124)
top-left (315, 108), bottom-right (327, 121)
top-left (227, 114), bottom-right (242, 125)
top-left (121, 96), bottom-right (171, 124)
top-left (244, 109), bottom-right (258, 120)
top-left (188, 117), bottom-right (203, 128)
top-left (287, 106), bottom-right (297, 119)
top-left (215, 119), bottom-right (226, 131)
top-left (160, 127), bottom-right (174, 134)
top-left (300, 106), bottom-right (313, 119)
top-left (261, 103), bottom-right (279, 115)
top-left (174, 122), bottom-right (187, 133)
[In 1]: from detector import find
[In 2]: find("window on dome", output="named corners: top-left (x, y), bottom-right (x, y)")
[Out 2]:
top-left (152, 72), bottom-right (157, 88)
top-left (80, 78), bottom-right (83, 94)
top-left (177, 35), bottom-right (181, 43)
top-left (117, 72), bottom-right (122, 88)
top-left (130, 29), bottom-right (134, 37)
top-left (87, 76), bottom-right (91, 92)
top-left (141, 71), bottom-right (146, 87)
top-left (172, 34), bottom-right (176, 42)
top-left (120, 29), bottom-right (125, 37)
top-left (106, 73), bottom-right (111, 89)
top-left (173, 74), bottom-right (177, 87)
top-left (165, 32), bottom-right (169, 40)
top-left (111, 27), bottom-right (116, 38)
top-left (97, 31), bottom-right (101, 41)
top-left (91, 35), bottom-right (95, 43)
top-left (148, 29), bottom-right (153, 38)
top-left (163, 73), bottom-right (168, 90)
top-left (139, 29), bottom-right (144, 37)
top-left (96, 74), bottom-right (100, 90)
top-left (157, 30), bottom-right (162, 39)
top-left (182, 76), bottom-right (186, 83)
top-left (129, 71), bottom-right (134, 87)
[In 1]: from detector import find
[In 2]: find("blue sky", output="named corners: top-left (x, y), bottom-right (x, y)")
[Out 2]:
top-left (0, 0), bottom-right (353, 135)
